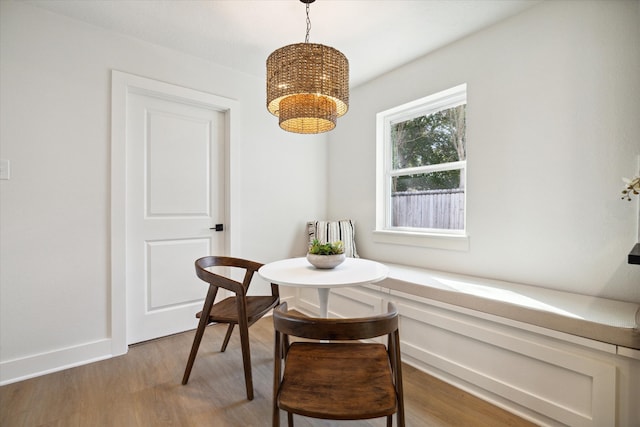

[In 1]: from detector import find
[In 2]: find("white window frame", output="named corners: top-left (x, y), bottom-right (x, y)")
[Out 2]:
top-left (374, 84), bottom-right (469, 251)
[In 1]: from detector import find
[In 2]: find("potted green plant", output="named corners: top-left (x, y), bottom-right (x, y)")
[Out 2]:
top-left (307, 239), bottom-right (346, 269)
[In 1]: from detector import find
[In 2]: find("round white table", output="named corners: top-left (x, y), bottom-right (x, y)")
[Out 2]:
top-left (258, 257), bottom-right (389, 317)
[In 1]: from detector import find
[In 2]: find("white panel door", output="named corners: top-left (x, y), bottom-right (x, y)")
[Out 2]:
top-left (126, 91), bottom-right (225, 344)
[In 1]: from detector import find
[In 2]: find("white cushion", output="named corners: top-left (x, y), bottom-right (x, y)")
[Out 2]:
top-left (307, 220), bottom-right (359, 258)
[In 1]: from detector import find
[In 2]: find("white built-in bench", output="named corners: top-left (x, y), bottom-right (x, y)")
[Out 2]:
top-left (293, 262), bottom-right (640, 427)
top-left (381, 263), bottom-right (640, 352)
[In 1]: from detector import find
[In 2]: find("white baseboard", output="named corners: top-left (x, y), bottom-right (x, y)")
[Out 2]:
top-left (0, 296), bottom-right (298, 386)
top-left (0, 339), bottom-right (114, 385)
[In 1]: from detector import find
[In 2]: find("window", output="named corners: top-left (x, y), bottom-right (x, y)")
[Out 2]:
top-left (375, 84), bottom-right (468, 250)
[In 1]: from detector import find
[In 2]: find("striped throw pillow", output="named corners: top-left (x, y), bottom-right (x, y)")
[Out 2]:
top-left (307, 220), bottom-right (359, 258)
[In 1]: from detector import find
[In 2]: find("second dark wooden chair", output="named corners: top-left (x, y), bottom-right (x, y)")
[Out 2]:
top-left (182, 256), bottom-right (279, 400)
top-left (272, 302), bottom-right (405, 426)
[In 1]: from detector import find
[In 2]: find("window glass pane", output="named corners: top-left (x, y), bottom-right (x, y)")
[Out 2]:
top-left (393, 169), bottom-right (462, 192)
top-left (391, 171), bottom-right (465, 230)
top-left (392, 104), bottom-right (466, 169)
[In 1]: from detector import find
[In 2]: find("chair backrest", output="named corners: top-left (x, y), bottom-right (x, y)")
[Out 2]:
top-left (194, 256), bottom-right (263, 295)
top-left (273, 302), bottom-right (398, 341)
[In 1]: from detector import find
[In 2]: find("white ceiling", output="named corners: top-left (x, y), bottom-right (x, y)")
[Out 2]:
top-left (23, 0), bottom-right (540, 87)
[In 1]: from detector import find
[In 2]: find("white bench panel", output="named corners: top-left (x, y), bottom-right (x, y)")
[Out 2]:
top-left (396, 299), bottom-right (616, 427)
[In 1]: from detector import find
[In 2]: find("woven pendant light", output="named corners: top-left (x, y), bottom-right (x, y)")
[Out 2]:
top-left (266, 0), bottom-right (349, 134)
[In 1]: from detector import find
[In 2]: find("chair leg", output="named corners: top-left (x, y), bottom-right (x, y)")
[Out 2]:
top-left (273, 332), bottom-right (282, 427)
top-left (287, 412), bottom-right (294, 427)
top-left (182, 285), bottom-right (217, 385)
top-left (182, 321), bottom-right (205, 384)
top-left (387, 415), bottom-right (392, 427)
top-left (237, 303), bottom-right (254, 400)
top-left (220, 323), bottom-right (235, 352)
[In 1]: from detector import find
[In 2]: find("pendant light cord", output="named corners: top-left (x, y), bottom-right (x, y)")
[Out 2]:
top-left (305, 2), bottom-right (311, 43)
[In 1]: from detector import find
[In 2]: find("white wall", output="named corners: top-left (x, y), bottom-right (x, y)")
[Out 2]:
top-left (0, 1), bottom-right (326, 383)
top-left (3, 0), bottom-right (639, 386)
top-left (328, 0), bottom-right (640, 303)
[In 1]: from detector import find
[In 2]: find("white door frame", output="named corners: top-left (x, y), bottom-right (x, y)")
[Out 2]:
top-left (110, 70), bottom-right (240, 356)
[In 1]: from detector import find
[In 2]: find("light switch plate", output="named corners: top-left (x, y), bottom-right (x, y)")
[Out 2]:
top-left (0, 159), bottom-right (10, 180)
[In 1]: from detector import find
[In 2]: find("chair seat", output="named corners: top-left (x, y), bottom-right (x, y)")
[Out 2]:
top-left (278, 342), bottom-right (397, 420)
top-left (197, 295), bottom-right (279, 324)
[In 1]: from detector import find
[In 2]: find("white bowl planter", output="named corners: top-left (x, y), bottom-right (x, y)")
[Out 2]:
top-left (306, 253), bottom-right (346, 269)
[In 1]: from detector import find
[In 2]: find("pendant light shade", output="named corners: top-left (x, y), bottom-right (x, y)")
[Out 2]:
top-left (266, 1), bottom-right (349, 134)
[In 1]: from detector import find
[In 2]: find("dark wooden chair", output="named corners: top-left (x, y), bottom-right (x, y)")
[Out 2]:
top-left (182, 256), bottom-right (279, 400)
top-left (272, 302), bottom-right (405, 427)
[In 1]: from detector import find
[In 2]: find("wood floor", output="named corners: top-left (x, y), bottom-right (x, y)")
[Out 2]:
top-left (1, 316), bottom-right (538, 427)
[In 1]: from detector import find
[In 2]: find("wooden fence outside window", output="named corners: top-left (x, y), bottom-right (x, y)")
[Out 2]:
top-left (392, 189), bottom-right (464, 230)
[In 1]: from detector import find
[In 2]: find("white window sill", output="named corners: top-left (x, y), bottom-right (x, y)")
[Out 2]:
top-left (372, 229), bottom-right (469, 251)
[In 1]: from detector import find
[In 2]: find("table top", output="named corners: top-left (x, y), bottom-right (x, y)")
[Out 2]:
top-left (258, 257), bottom-right (389, 288)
